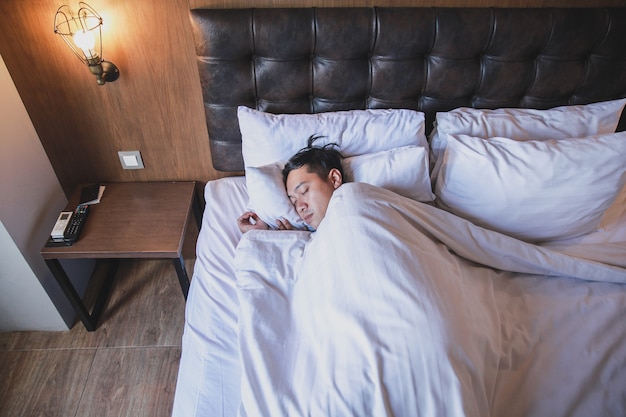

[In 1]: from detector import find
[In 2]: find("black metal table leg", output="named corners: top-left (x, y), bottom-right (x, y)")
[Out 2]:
top-left (45, 259), bottom-right (97, 331)
top-left (172, 255), bottom-right (189, 300)
top-left (45, 258), bottom-right (118, 331)
top-left (192, 190), bottom-right (203, 231)
top-left (91, 259), bottom-right (119, 326)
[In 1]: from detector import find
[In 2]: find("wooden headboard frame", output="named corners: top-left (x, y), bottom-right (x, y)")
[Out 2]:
top-left (189, 7), bottom-right (626, 172)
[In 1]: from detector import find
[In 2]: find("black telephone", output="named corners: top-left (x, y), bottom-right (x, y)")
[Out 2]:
top-left (63, 204), bottom-right (90, 244)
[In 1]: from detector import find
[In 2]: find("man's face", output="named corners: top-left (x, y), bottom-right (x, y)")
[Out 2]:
top-left (286, 166), bottom-right (341, 229)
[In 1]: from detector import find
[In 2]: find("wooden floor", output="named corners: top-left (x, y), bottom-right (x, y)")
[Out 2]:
top-left (0, 258), bottom-right (190, 417)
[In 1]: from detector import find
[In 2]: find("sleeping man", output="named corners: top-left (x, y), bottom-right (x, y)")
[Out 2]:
top-left (237, 136), bottom-right (345, 233)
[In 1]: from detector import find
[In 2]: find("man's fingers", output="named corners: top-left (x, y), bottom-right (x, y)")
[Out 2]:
top-left (276, 217), bottom-right (294, 230)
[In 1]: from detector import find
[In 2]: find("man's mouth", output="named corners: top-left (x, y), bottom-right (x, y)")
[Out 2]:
top-left (303, 213), bottom-right (313, 224)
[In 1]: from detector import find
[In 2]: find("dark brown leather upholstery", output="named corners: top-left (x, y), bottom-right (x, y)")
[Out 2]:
top-left (189, 7), bottom-right (626, 171)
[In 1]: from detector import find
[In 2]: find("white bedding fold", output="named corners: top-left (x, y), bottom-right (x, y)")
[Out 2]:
top-left (234, 183), bottom-right (626, 417)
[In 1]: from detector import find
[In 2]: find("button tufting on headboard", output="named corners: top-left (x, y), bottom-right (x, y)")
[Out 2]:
top-left (189, 7), bottom-right (626, 172)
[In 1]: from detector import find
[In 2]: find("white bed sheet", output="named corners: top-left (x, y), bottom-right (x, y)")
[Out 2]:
top-left (173, 177), bottom-right (626, 417)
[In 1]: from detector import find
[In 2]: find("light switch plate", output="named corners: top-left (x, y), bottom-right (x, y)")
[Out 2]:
top-left (118, 150), bottom-right (144, 169)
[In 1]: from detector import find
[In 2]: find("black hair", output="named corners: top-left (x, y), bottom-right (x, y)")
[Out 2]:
top-left (282, 135), bottom-right (345, 185)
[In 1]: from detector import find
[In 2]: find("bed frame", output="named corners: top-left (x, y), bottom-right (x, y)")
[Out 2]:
top-left (189, 7), bottom-right (626, 172)
top-left (177, 8), bottom-right (626, 416)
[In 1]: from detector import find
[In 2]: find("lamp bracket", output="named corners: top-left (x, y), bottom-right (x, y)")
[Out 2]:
top-left (101, 61), bottom-right (120, 83)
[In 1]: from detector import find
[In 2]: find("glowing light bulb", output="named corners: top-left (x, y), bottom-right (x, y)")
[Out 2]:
top-left (73, 29), bottom-right (97, 60)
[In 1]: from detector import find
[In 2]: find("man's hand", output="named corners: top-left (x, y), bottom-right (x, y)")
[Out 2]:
top-left (238, 212), bottom-right (295, 233)
top-left (275, 217), bottom-right (294, 230)
top-left (238, 211), bottom-right (269, 233)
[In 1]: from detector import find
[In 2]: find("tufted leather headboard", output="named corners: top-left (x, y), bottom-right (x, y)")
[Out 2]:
top-left (189, 7), bottom-right (626, 172)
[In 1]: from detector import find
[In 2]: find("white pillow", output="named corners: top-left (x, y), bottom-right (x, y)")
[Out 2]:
top-left (343, 146), bottom-right (434, 203)
top-left (429, 99), bottom-right (626, 178)
top-left (246, 162), bottom-right (308, 230)
top-left (246, 146), bottom-right (434, 229)
top-left (434, 132), bottom-right (626, 243)
top-left (238, 106), bottom-right (428, 168)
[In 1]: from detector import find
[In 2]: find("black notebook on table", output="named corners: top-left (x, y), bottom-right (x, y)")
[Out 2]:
top-left (79, 183), bottom-right (105, 205)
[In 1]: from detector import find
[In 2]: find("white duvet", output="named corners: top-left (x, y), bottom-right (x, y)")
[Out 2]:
top-left (234, 182), bottom-right (626, 417)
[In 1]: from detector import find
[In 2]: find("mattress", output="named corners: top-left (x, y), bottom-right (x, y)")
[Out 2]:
top-left (173, 177), bottom-right (626, 417)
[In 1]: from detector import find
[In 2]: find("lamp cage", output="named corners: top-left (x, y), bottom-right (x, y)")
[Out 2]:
top-left (54, 2), bottom-right (119, 84)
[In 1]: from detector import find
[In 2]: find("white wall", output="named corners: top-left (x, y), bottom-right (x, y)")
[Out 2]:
top-left (0, 53), bottom-right (75, 331)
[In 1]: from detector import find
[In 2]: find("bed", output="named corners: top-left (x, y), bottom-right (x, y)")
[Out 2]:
top-left (173, 7), bottom-right (626, 417)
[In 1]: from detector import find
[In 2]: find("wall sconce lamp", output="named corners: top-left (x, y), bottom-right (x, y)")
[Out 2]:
top-left (54, 2), bottom-right (119, 85)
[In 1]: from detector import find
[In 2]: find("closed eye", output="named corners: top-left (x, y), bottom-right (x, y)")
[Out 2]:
top-left (288, 182), bottom-right (308, 206)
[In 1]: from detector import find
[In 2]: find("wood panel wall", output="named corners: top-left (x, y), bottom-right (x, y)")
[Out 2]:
top-left (0, 0), bottom-right (216, 197)
top-left (0, 0), bottom-right (624, 197)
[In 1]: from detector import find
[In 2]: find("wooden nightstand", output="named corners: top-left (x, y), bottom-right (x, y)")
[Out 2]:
top-left (41, 181), bottom-right (202, 331)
